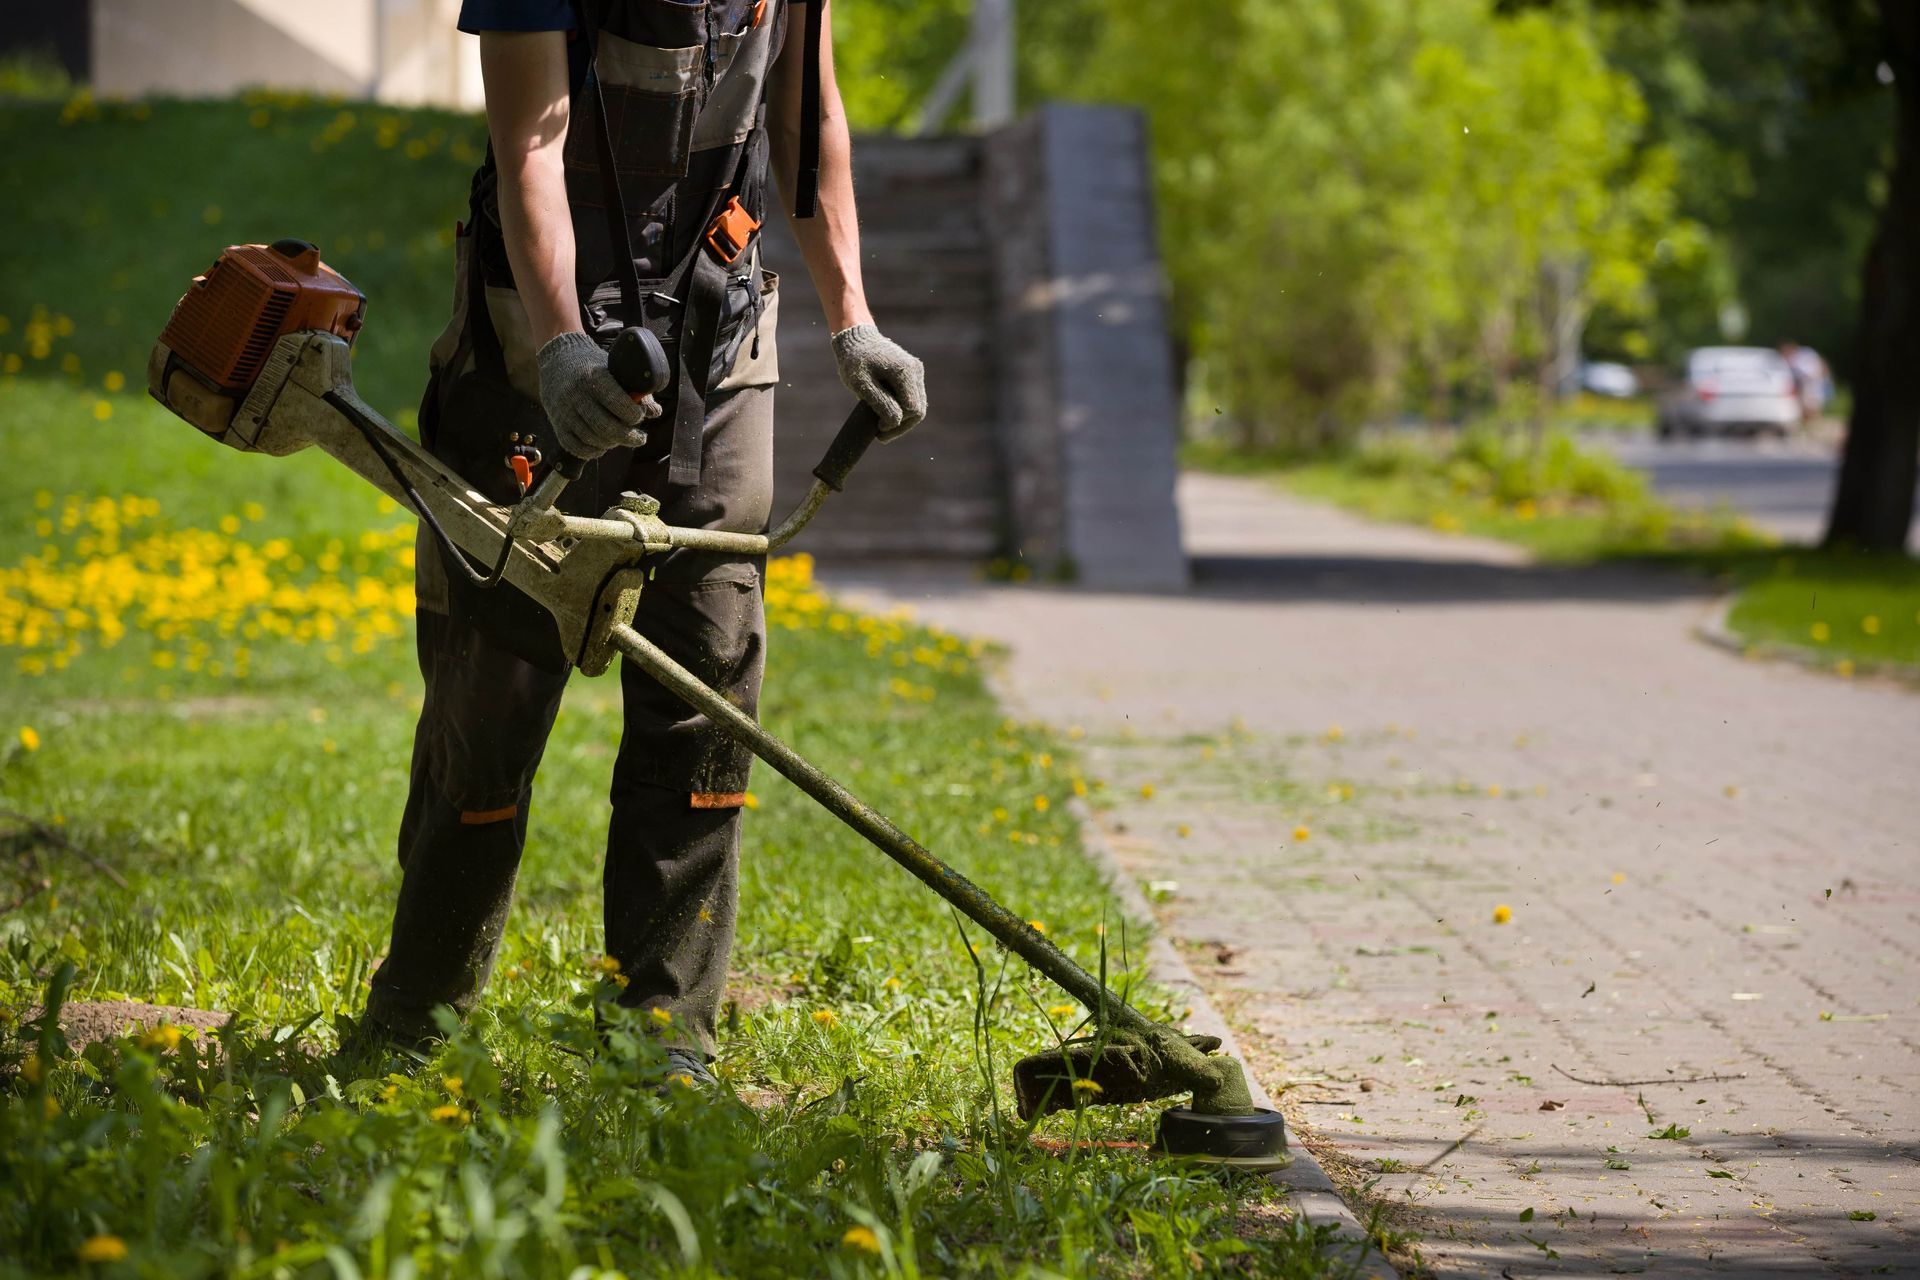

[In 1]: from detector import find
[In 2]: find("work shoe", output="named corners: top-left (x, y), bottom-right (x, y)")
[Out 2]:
top-left (658, 1046), bottom-right (718, 1096)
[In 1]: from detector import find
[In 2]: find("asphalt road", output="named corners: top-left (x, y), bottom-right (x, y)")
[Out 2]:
top-left (1601, 434), bottom-right (1918, 545)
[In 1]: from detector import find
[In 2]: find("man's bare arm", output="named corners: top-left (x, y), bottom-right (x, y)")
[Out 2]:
top-left (767, 0), bottom-right (871, 334)
top-left (479, 31), bottom-right (580, 349)
top-left (767, 0), bottom-right (927, 437)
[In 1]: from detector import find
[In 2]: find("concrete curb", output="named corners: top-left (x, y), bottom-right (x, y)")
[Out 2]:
top-left (1070, 798), bottom-right (1400, 1280)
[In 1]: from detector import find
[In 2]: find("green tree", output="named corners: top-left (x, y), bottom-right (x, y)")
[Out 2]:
top-left (1045, 0), bottom-right (1682, 447)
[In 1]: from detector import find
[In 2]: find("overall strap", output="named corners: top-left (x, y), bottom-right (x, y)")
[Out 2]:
top-left (577, 8), bottom-right (646, 324)
top-left (793, 0), bottom-right (823, 218)
top-left (662, 118), bottom-right (762, 487)
top-left (577, 0), bottom-right (767, 488)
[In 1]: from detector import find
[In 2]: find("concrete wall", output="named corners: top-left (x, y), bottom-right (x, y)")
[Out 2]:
top-left (1003, 105), bottom-right (1188, 590)
top-left (762, 106), bottom-right (1187, 588)
top-left (90, 0), bottom-right (480, 109)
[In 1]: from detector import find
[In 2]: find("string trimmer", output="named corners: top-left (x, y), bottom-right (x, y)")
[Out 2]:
top-left (145, 240), bottom-right (1288, 1169)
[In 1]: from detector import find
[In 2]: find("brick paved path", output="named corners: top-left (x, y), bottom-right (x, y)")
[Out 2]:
top-left (829, 472), bottom-right (1920, 1277)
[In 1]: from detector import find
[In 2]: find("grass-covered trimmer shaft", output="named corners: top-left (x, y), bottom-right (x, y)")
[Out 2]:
top-left (144, 241), bottom-right (1286, 1168)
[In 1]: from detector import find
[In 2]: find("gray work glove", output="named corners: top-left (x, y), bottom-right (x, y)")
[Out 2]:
top-left (832, 324), bottom-right (928, 441)
top-left (536, 331), bottom-right (661, 461)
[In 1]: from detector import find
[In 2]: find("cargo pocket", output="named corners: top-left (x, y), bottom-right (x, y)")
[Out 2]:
top-left (641, 559), bottom-right (763, 693)
top-left (570, 30), bottom-right (706, 180)
top-left (616, 558), bottom-right (766, 792)
top-left (713, 268), bottom-right (779, 392)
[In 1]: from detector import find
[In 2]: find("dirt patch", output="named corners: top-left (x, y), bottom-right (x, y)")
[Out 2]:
top-left (43, 1000), bottom-right (230, 1050)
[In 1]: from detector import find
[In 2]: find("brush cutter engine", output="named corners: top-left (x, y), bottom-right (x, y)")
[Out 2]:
top-left (146, 243), bottom-right (1289, 1171)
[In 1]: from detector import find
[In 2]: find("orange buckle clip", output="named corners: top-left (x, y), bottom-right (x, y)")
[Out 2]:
top-left (508, 454), bottom-right (534, 490)
top-left (705, 197), bottom-right (762, 265)
top-left (752, 0), bottom-right (767, 27)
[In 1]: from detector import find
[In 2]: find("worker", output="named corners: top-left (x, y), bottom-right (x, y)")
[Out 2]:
top-left (353, 0), bottom-right (927, 1088)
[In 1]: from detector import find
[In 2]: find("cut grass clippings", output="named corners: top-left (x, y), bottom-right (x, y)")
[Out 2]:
top-left (0, 94), bottom-right (1342, 1277)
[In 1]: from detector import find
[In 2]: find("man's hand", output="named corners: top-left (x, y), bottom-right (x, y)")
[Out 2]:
top-left (537, 333), bottom-right (661, 461)
top-left (832, 324), bottom-right (927, 440)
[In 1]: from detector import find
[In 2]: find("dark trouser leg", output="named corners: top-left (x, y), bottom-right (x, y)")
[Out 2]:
top-left (365, 609), bottom-right (569, 1041)
top-left (604, 380), bottom-right (774, 1055)
top-left (604, 785), bottom-right (741, 1052)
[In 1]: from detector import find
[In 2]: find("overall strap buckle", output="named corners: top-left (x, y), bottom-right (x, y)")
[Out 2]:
top-left (705, 197), bottom-right (762, 265)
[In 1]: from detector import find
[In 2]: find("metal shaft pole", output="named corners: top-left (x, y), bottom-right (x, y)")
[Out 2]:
top-left (607, 622), bottom-right (1155, 1036)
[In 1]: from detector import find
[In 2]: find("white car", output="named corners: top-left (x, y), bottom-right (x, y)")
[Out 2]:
top-left (1657, 347), bottom-right (1803, 439)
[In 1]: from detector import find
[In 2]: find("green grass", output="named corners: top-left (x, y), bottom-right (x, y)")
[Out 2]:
top-left (0, 91), bottom-right (484, 420)
top-left (0, 97), bottom-right (1341, 1277)
top-left (1713, 551), bottom-right (1920, 675)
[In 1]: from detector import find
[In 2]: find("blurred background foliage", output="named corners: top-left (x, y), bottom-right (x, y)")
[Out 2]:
top-left (834, 0), bottom-right (1894, 451)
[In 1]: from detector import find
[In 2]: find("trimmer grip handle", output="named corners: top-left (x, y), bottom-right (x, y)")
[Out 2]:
top-left (554, 328), bottom-right (671, 482)
top-left (813, 402), bottom-right (883, 492)
top-left (609, 325), bottom-right (671, 401)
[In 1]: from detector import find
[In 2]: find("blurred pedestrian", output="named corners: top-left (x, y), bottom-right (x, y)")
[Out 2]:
top-left (1778, 340), bottom-right (1832, 416)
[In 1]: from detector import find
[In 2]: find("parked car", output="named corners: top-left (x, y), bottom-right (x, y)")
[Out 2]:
top-left (1581, 360), bottom-right (1640, 399)
top-left (1656, 347), bottom-right (1803, 439)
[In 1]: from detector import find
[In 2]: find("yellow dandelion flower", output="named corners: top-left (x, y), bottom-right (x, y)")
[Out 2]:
top-left (743, 792), bottom-right (759, 810)
top-left (1071, 1078), bottom-right (1103, 1094)
top-left (883, 976), bottom-right (902, 991)
top-left (441, 1076), bottom-right (463, 1096)
top-left (596, 955), bottom-right (623, 975)
top-left (811, 1009), bottom-right (838, 1027)
top-left (92, 400), bottom-right (112, 421)
top-left (76, 1235), bottom-right (129, 1263)
top-left (1835, 659), bottom-right (1855, 678)
top-left (649, 1006), bottom-right (673, 1026)
top-left (1325, 724), bottom-right (1344, 742)
top-left (1033, 794), bottom-right (1050, 813)
top-left (1047, 1003), bottom-right (1076, 1018)
top-left (1810, 621), bottom-right (1830, 643)
top-left (1027, 919), bottom-right (1047, 934)
top-left (18, 727), bottom-right (40, 752)
top-left (1862, 615), bottom-right (1881, 635)
top-left (1139, 783), bottom-right (1156, 799)
top-left (1177, 823), bottom-right (1192, 838)
top-left (1723, 785), bottom-right (1739, 799)
top-left (139, 1024), bottom-right (182, 1053)
top-left (1611, 872), bottom-right (1626, 885)
top-left (429, 1103), bottom-right (464, 1122)
top-left (102, 370), bottom-right (125, 393)
top-left (841, 1226), bottom-right (881, 1254)
top-left (1292, 825), bottom-right (1311, 842)
top-left (1492, 904), bottom-right (1513, 925)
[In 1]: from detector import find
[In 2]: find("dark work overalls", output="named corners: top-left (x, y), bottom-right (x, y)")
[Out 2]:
top-left (365, 0), bottom-right (819, 1055)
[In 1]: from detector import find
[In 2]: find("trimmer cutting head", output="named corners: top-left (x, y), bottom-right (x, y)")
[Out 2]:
top-left (1013, 1031), bottom-right (1290, 1171)
top-left (1014, 1033), bottom-right (1227, 1119)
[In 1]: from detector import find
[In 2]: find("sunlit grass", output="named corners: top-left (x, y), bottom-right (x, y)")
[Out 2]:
top-left (0, 89), bottom-right (1341, 1280)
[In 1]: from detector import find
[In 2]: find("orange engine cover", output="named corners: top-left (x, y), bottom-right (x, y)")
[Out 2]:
top-left (159, 240), bottom-right (364, 395)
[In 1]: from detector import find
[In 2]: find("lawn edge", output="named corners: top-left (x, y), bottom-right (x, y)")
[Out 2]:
top-left (1694, 592), bottom-right (1920, 687)
top-left (1069, 797), bottom-right (1400, 1280)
